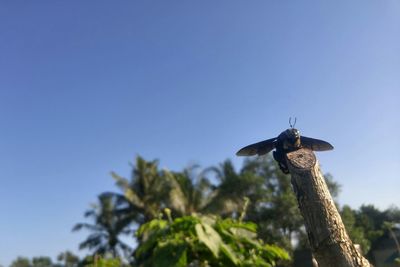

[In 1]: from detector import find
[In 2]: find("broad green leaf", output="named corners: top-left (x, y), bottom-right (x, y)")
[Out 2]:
top-left (195, 223), bottom-right (222, 258)
top-left (135, 219), bottom-right (168, 258)
top-left (153, 240), bottom-right (187, 267)
top-left (216, 218), bottom-right (257, 233)
top-left (220, 243), bottom-right (239, 265)
top-left (229, 227), bottom-right (257, 240)
top-left (200, 214), bottom-right (217, 226)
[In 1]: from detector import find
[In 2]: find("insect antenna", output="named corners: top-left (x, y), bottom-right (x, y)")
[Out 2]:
top-left (289, 117), bottom-right (297, 128)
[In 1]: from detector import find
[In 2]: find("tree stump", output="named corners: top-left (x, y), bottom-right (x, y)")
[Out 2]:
top-left (286, 148), bottom-right (371, 267)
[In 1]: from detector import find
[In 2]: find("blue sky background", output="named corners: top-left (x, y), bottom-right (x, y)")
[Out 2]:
top-left (0, 1), bottom-right (399, 265)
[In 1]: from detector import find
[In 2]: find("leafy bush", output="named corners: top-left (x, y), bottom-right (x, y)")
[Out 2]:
top-left (82, 255), bottom-right (125, 267)
top-left (134, 208), bottom-right (289, 267)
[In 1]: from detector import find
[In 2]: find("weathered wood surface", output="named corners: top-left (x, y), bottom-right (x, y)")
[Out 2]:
top-left (286, 148), bottom-right (371, 267)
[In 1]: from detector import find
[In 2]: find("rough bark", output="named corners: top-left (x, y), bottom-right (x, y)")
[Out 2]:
top-left (286, 148), bottom-right (371, 267)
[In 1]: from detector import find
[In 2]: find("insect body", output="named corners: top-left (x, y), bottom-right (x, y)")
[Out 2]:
top-left (236, 126), bottom-right (333, 174)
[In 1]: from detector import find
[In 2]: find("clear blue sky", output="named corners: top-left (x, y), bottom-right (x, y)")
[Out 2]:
top-left (0, 1), bottom-right (399, 265)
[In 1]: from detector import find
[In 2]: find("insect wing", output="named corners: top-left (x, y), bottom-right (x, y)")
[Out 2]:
top-left (300, 136), bottom-right (334, 151)
top-left (236, 138), bottom-right (276, 156)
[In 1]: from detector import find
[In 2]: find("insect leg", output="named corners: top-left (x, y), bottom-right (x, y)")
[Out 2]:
top-left (273, 150), bottom-right (289, 174)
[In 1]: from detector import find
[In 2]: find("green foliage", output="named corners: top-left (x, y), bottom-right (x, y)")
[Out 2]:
top-left (111, 156), bottom-right (172, 224)
top-left (10, 154), bottom-right (400, 266)
top-left (82, 255), bottom-right (124, 267)
top-left (57, 251), bottom-right (80, 266)
top-left (32, 257), bottom-right (53, 267)
top-left (10, 257), bottom-right (30, 267)
top-left (134, 211), bottom-right (289, 267)
top-left (238, 157), bottom-right (306, 250)
top-left (340, 204), bottom-right (400, 257)
top-left (73, 194), bottom-right (132, 259)
top-left (166, 166), bottom-right (215, 216)
top-left (341, 205), bottom-right (371, 253)
top-left (74, 155), bottom-right (345, 264)
top-left (74, 154), bottom-right (400, 266)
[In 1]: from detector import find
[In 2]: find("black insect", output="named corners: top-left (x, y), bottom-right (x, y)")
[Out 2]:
top-left (236, 118), bottom-right (334, 174)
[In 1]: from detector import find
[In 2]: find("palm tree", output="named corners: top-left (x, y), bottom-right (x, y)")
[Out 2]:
top-left (200, 160), bottom-right (243, 216)
top-left (165, 165), bottom-right (215, 216)
top-left (73, 194), bottom-right (132, 258)
top-left (109, 156), bottom-right (171, 225)
top-left (201, 159), bottom-right (270, 218)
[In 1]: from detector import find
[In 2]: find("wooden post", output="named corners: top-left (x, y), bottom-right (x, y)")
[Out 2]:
top-left (286, 148), bottom-right (371, 267)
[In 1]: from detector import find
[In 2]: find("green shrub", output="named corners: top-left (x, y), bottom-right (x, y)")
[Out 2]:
top-left (134, 209), bottom-right (289, 267)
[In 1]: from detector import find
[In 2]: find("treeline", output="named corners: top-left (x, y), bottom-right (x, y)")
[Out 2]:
top-left (8, 254), bottom-right (127, 267)
top-left (8, 252), bottom-right (80, 267)
top-left (8, 156), bottom-right (400, 266)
